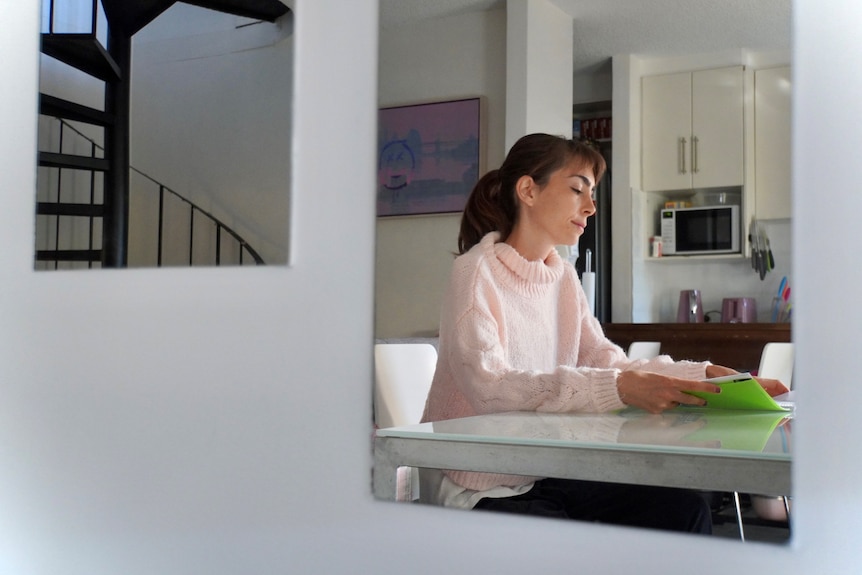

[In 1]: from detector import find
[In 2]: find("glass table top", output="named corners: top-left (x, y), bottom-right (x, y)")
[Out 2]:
top-left (376, 408), bottom-right (793, 460)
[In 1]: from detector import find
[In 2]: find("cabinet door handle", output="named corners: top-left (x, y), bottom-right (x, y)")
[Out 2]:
top-left (692, 136), bottom-right (699, 174)
top-left (679, 137), bottom-right (687, 174)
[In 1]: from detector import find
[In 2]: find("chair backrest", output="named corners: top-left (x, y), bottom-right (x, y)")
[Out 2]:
top-left (627, 341), bottom-right (661, 360)
top-left (374, 343), bottom-right (438, 429)
top-left (757, 342), bottom-right (794, 389)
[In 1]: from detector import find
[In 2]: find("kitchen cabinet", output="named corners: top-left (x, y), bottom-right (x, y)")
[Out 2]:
top-left (754, 65), bottom-right (792, 219)
top-left (642, 66), bottom-right (744, 192)
top-left (603, 323), bottom-right (791, 373)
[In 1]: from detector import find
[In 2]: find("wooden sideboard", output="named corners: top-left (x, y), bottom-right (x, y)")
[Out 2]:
top-left (602, 323), bottom-right (792, 373)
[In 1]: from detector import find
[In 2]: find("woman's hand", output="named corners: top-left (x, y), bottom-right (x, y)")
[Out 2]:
top-left (616, 370), bottom-right (722, 414)
top-left (756, 377), bottom-right (790, 397)
top-left (617, 413), bottom-right (718, 447)
top-left (704, 363), bottom-right (790, 397)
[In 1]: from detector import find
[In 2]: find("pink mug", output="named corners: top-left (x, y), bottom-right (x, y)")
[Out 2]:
top-left (722, 298), bottom-right (757, 323)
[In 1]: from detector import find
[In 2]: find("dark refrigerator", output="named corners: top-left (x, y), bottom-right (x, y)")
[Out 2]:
top-left (575, 140), bottom-right (612, 322)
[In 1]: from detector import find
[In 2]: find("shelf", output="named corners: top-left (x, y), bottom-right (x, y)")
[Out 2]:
top-left (572, 100), bottom-right (611, 115)
top-left (646, 253), bottom-right (746, 262)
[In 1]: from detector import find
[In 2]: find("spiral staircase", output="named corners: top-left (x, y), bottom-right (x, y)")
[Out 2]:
top-left (37, 0), bottom-right (289, 269)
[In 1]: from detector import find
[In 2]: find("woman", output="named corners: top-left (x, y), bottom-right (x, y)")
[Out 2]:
top-left (420, 133), bottom-right (787, 533)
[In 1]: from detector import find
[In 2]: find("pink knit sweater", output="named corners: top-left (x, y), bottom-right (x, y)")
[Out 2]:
top-left (421, 232), bottom-right (708, 492)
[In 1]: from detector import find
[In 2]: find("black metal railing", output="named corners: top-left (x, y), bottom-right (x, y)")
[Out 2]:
top-left (41, 117), bottom-right (264, 267)
top-left (35, 117), bottom-right (105, 268)
top-left (136, 166), bottom-right (265, 266)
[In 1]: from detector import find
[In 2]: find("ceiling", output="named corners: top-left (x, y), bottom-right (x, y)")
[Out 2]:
top-left (379, 0), bottom-right (792, 76)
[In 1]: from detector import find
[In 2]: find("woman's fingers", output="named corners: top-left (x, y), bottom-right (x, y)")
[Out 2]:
top-left (685, 379), bottom-right (723, 395)
top-left (676, 392), bottom-right (707, 407)
top-left (757, 377), bottom-right (790, 397)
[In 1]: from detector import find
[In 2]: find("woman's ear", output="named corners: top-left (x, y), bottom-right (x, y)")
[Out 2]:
top-left (515, 175), bottom-right (537, 206)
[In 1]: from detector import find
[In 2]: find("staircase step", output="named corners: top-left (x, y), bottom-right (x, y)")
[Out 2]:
top-left (100, 0), bottom-right (289, 37)
top-left (101, 0), bottom-right (175, 37)
top-left (183, 0), bottom-right (291, 22)
top-left (36, 249), bottom-right (102, 263)
top-left (36, 202), bottom-right (104, 218)
top-left (39, 94), bottom-right (113, 127)
top-left (40, 34), bottom-right (121, 82)
top-left (39, 152), bottom-right (110, 172)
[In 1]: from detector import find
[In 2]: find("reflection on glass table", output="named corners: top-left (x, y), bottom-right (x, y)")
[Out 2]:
top-left (373, 409), bottom-right (791, 502)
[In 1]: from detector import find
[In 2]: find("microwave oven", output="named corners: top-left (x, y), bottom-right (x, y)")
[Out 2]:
top-left (660, 205), bottom-right (740, 255)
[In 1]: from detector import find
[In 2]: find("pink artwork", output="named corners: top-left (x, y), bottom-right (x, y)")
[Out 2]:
top-left (377, 98), bottom-right (481, 216)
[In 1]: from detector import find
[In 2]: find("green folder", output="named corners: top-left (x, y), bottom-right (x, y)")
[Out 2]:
top-left (680, 410), bottom-right (789, 451)
top-left (685, 373), bottom-right (790, 412)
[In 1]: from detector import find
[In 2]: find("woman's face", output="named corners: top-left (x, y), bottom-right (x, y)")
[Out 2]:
top-left (523, 159), bottom-right (597, 248)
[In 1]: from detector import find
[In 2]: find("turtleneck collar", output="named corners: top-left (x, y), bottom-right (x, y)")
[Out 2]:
top-left (479, 232), bottom-right (565, 294)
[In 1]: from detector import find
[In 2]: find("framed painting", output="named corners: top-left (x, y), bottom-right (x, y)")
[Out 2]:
top-left (377, 97), bottom-right (483, 217)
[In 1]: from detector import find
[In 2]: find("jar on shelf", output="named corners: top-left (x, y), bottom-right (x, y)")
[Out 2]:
top-left (650, 236), bottom-right (663, 258)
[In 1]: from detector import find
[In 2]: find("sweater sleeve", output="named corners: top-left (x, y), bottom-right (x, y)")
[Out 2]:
top-left (572, 282), bottom-right (709, 382)
top-left (447, 306), bottom-right (627, 414)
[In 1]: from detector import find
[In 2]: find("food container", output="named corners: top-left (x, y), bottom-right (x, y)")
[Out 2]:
top-left (650, 236), bottom-right (663, 258)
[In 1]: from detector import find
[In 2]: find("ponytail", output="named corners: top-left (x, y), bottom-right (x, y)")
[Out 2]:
top-left (457, 170), bottom-right (517, 254)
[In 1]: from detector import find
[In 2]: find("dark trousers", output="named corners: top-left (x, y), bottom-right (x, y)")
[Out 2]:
top-left (473, 478), bottom-right (712, 535)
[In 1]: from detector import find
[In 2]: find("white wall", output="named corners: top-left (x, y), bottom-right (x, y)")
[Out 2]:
top-left (3, 0), bottom-right (861, 573)
top-left (375, 8), bottom-right (506, 338)
top-left (505, 0), bottom-right (573, 149)
top-left (573, 63), bottom-right (612, 104)
top-left (130, 4), bottom-right (293, 266)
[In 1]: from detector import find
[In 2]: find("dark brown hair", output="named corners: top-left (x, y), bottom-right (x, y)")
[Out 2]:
top-left (457, 134), bottom-right (606, 254)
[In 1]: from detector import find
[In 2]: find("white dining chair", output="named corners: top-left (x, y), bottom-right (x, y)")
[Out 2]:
top-left (757, 342), bottom-right (794, 390)
top-left (733, 341), bottom-right (794, 540)
top-left (627, 341), bottom-right (661, 360)
top-left (373, 343), bottom-right (438, 501)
